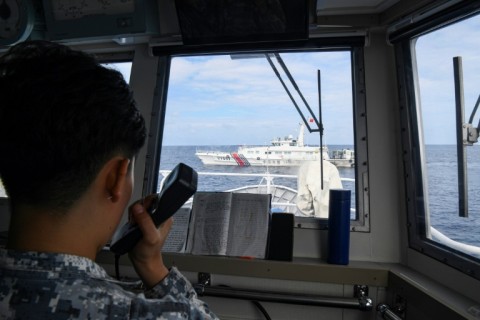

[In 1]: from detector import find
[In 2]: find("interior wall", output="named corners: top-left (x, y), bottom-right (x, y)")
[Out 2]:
top-left (354, 29), bottom-right (404, 263)
top-left (290, 30), bottom-right (405, 263)
top-left (126, 45), bottom-right (159, 210)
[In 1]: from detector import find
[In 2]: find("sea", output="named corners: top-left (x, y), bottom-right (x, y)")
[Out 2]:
top-left (160, 145), bottom-right (480, 251)
top-left (424, 145), bottom-right (480, 249)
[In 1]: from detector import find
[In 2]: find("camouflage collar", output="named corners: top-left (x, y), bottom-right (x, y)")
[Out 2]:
top-left (0, 248), bottom-right (108, 280)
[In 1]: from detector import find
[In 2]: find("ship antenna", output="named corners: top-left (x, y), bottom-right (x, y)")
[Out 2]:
top-left (317, 70), bottom-right (324, 189)
top-left (298, 123), bottom-right (305, 147)
top-left (264, 53), bottom-right (324, 187)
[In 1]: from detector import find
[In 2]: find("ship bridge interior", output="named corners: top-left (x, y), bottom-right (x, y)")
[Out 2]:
top-left (1, 0), bottom-right (480, 319)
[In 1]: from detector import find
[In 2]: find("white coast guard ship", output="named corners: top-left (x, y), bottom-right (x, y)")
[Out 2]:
top-left (195, 124), bottom-right (331, 167)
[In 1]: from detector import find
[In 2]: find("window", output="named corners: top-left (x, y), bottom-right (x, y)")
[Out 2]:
top-left (151, 46), bottom-right (369, 230)
top-left (394, 4), bottom-right (480, 279)
top-left (415, 14), bottom-right (480, 259)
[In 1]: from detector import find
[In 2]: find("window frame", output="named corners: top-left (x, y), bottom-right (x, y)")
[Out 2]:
top-left (392, 2), bottom-right (480, 280)
top-left (144, 38), bottom-right (370, 232)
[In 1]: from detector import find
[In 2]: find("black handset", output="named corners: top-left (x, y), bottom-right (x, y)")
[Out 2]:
top-left (109, 163), bottom-right (198, 255)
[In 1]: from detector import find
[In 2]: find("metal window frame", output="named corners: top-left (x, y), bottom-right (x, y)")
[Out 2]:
top-left (144, 40), bottom-right (370, 232)
top-left (392, 1), bottom-right (480, 280)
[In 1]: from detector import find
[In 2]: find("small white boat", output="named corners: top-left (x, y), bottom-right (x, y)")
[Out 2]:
top-left (195, 124), bottom-right (333, 167)
top-left (329, 149), bottom-right (355, 167)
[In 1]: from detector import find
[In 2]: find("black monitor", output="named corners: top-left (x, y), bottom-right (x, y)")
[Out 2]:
top-left (175, 0), bottom-right (309, 45)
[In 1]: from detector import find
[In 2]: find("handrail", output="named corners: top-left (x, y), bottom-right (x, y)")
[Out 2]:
top-left (159, 170), bottom-right (356, 215)
top-left (194, 284), bottom-right (373, 311)
top-left (159, 170), bottom-right (355, 183)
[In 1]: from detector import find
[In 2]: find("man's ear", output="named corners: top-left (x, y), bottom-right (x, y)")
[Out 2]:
top-left (105, 158), bottom-right (131, 203)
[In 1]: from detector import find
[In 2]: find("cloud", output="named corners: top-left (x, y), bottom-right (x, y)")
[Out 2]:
top-left (416, 15), bottom-right (480, 144)
top-left (165, 51), bottom-right (354, 145)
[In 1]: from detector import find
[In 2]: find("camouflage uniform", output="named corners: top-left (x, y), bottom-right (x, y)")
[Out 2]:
top-left (0, 249), bottom-right (218, 319)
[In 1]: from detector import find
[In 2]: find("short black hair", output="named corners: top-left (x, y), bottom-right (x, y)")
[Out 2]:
top-left (0, 41), bottom-right (146, 212)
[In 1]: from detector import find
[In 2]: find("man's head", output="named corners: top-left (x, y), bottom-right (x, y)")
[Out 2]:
top-left (0, 41), bottom-right (146, 213)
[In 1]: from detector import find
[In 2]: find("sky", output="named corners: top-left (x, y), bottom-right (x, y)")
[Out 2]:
top-left (162, 51), bottom-right (354, 146)
top-left (416, 14), bottom-right (480, 145)
top-left (109, 14), bottom-right (479, 146)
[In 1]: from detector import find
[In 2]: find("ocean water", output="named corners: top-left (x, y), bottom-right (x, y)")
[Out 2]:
top-left (159, 145), bottom-right (480, 249)
top-left (159, 144), bottom-right (355, 202)
top-left (425, 145), bottom-right (480, 248)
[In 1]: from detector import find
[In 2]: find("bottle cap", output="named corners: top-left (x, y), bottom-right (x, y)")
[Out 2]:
top-left (330, 189), bottom-right (351, 200)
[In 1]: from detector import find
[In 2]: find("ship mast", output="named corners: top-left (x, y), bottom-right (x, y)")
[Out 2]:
top-left (297, 123), bottom-right (305, 147)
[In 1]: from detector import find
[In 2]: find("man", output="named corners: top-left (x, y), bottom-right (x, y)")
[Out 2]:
top-left (0, 41), bottom-right (218, 319)
top-left (297, 160), bottom-right (343, 218)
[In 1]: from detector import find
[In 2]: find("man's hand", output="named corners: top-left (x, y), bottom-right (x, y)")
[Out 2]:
top-left (128, 196), bottom-right (172, 288)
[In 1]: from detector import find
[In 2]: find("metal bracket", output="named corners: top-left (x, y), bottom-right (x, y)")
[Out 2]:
top-left (354, 285), bottom-right (373, 311)
top-left (354, 284), bottom-right (368, 298)
top-left (377, 292), bottom-right (406, 320)
top-left (463, 123), bottom-right (479, 145)
top-left (377, 303), bottom-right (405, 320)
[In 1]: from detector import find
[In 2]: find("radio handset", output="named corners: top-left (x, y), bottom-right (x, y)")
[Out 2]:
top-left (109, 163), bottom-right (197, 256)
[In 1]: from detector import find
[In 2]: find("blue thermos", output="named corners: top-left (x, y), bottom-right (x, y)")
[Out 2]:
top-left (327, 189), bottom-right (351, 265)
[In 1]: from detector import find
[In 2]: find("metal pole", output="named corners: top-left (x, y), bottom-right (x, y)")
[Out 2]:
top-left (318, 69), bottom-right (324, 190)
top-left (453, 56), bottom-right (468, 217)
